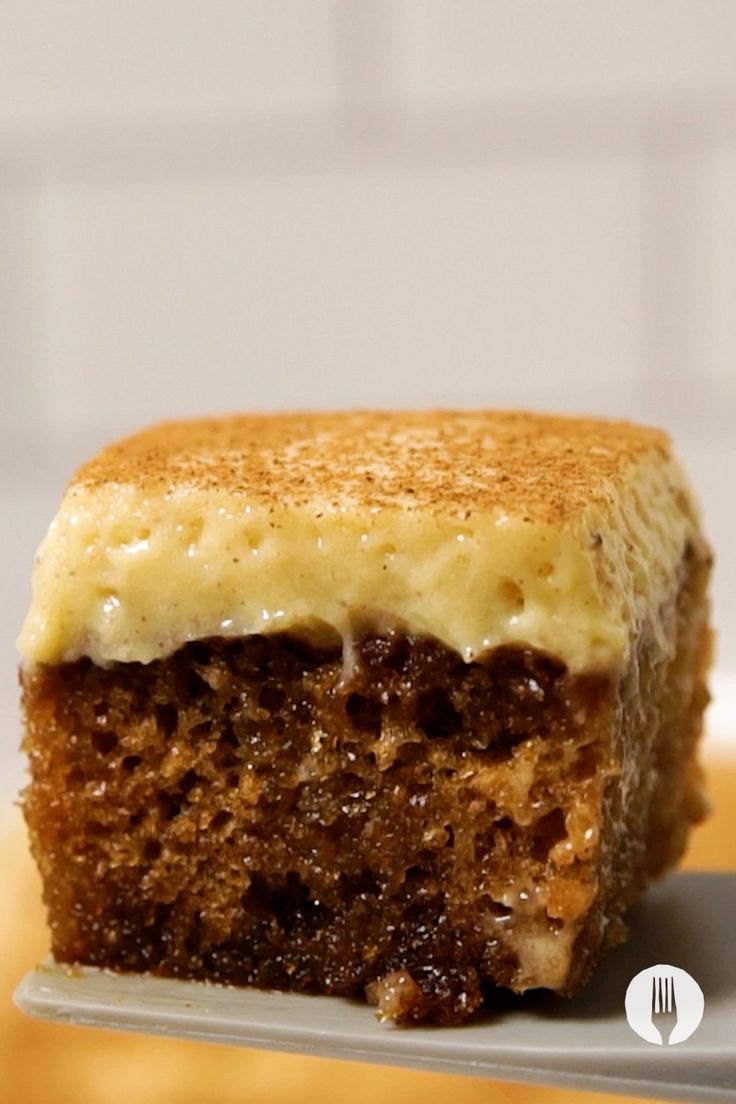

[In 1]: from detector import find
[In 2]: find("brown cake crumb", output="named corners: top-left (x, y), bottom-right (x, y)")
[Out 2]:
top-left (366, 969), bottom-right (484, 1026)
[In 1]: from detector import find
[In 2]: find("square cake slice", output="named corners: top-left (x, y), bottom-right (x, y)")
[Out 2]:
top-left (19, 410), bottom-right (711, 1024)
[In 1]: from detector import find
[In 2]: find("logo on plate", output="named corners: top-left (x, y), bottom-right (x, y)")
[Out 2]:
top-left (625, 965), bottom-right (704, 1045)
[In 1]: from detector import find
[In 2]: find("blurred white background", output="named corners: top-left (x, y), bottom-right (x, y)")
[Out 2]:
top-left (2, 1), bottom-right (735, 793)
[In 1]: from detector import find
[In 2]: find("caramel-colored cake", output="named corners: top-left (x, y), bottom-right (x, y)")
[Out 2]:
top-left (18, 410), bottom-right (712, 1024)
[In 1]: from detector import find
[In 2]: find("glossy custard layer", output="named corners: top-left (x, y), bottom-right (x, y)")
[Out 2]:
top-left (18, 411), bottom-right (703, 671)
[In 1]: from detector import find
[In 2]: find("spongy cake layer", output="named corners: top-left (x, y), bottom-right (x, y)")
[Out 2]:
top-left (18, 410), bottom-right (704, 670)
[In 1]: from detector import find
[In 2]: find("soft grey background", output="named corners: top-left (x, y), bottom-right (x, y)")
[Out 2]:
top-left (2, 2), bottom-right (735, 803)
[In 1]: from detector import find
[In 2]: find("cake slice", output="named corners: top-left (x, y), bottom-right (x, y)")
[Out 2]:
top-left (18, 410), bottom-right (711, 1024)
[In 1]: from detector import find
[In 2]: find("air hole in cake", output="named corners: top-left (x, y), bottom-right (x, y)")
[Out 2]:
top-left (178, 769), bottom-right (200, 795)
top-left (155, 703), bottom-right (178, 737)
top-left (359, 633), bottom-right (410, 672)
top-left (346, 692), bottom-right (382, 736)
top-left (213, 728), bottom-right (239, 769)
top-left (186, 640), bottom-right (212, 665)
top-left (530, 808), bottom-right (567, 860)
top-left (489, 728), bottom-right (529, 758)
top-left (281, 632), bottom-right (337, 667)
top-left (417, 846), bottom-right (438, 866)
top-left (154, 902), bottom-right (172, 926)
top-left (482, 896), bottom-right (512, 918)
top-left (184, 914), bottom-right (203, 957)
top-left (258, 684), bottom-right (286, 713)
top-left (186, 671), bottom-right (209, 701)
top-left (339, 772), bottom-right (366, 802)
top-left (189, 721), bottom-right (213, 746)
top-left (571, 744), bottom-right (599, 781)
top-left (143, 838), bottom-right (161, 861)
top-left (339, 867), bottom-right (380, 899)
top-left (209, 809), bottom-right (233, 831)
top-left (404, 894), bottom-right (443, 925)
top-left (403, 865), bottom-right (426, 889)
top-left (217, 727), bottom-right (238, 749)
top-left (292, 699), bottom-right (313, 725)
top-left (91, 729), bottom-right (118, 755)
top-left (415, 688), bottom-right (462, 739)
top-left (241, 872), bottom-right (327, 932)
top-left (392, 741), bottom-right (427, 768)
top-left (122, 754), bottom-right (142, 771)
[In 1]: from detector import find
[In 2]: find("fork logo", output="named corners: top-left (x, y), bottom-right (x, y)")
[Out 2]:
top-left (625, 965), bottom-right (704, 1045)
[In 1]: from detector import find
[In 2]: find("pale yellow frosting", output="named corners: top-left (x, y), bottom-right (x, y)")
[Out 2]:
top-left (17, 411), bottom-right (704, 672)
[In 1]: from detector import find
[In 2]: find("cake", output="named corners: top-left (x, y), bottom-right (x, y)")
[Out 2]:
top-left (18, 410), bottom-right (712, 1024)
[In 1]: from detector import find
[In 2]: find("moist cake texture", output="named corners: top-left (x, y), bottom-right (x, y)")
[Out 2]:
top-left (19, 410), bottom-right (712, 1024)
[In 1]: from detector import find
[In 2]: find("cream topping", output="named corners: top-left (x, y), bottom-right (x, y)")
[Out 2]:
top-left (18, 446), bottom-right (700, 672)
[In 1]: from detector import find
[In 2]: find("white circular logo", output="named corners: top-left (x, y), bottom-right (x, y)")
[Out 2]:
top-left (625, 965), bottom-right (704, 1045)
